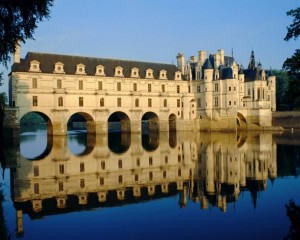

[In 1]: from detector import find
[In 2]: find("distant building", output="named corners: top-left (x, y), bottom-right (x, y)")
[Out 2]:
top-left (8, 46), bottom-right (276, 134)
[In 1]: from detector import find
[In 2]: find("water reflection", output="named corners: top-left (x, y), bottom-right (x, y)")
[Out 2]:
top-left (9, 130), bottom-right (300, 238)
top-left (16, 132), bottom-right (276, 211)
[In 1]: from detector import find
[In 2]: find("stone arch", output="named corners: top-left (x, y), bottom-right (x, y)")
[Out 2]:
top-left (67, 112), bottom-right (95, 134)
top-left (141, 112), bottom-right (159, 151)
top-left (169, 113), bottom-right (176, 132)
top-left (20, 111), bottom-right (53, 160)
top-left (237, 112), bottom-right (247, 130)
top-left (142, 112), bottom-right (159, 133)
top-left (108, 111), bottom-right (131, 132)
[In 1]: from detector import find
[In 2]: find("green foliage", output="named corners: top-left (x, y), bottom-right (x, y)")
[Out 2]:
top-left (283, 7), bottom-right (300, 110)
top-left (21, 112), bottom-right (45, 125)
top-left (272, 70), bottom-right (290, 110)
top-left (285, 8), bottom-right (300, 41)
top-left (0, 93), bottom-right (7, 106)
top-left (0, 0), bottom-right (54, 67)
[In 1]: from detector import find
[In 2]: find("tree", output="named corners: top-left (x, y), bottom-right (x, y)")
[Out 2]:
top-left (283, 7), bottom-right (300, 110)
top-left (0, 0), bottom-right (54, 67)
top-left (272, 70), bottom-right (290, 110)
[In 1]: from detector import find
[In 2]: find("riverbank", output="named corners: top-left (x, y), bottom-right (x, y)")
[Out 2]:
top-left (273, 111), bottom-right (300, 130)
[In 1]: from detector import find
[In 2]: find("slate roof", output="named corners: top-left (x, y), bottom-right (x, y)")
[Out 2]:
top-left (11, 52), bottom-right (182, 80)
top-left (243, 68), bottom-right (263, 82)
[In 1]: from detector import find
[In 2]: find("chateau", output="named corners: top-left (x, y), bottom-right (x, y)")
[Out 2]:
top-left (9, 46), bottom-right (276, 135)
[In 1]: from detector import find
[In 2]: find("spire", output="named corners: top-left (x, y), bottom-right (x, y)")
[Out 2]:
top-left (248, 50), bottom-right (256, 69)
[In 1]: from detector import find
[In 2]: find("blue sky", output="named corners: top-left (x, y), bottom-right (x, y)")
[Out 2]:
top-left (1, 0), bottom-right (299, 93)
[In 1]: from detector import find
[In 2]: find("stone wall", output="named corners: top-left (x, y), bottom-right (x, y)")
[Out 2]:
top-left (3, 107), bottom-right (19, 129)
top-left (272, 111), bottom-right (300, 129)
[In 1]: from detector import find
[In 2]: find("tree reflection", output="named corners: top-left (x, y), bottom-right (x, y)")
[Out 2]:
top-left (285, 200), bottom-right (300, 240)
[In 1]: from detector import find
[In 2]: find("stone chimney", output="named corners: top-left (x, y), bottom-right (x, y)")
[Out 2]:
top-left (176, 53), bottom-right (185, 73)
top-left (13, 41), bottom-right (21, 63)
top-left (198, 50), bottom-right (206, 65)
top-left (218, 49), bottom-right (224, 65)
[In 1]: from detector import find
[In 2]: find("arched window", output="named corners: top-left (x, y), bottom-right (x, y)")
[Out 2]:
top-left (100, 98), bottom-right (104, 107)
top-left (58, 97), bottom-right (63, 106)
top-left (164, 99), bottom-right (167, 107)
top-left (135, 98), bottom-right (139, 107)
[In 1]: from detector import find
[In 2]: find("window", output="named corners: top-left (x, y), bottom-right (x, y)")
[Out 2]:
top-left (197, 85), bottom-right (200, 93)
top-left (80, 162), bottom-right (85, 172)
top-left (117, 98), bottom-right (121, 107)
top-left (197, 98), bottom-right (201, 108)
top-left (163, 171), bottom-right (167, 178)
top-left (165, 156), bottom-right (168, 164)
top-left (33, 166), bottom-right (39, 177)
top-left (149, 157), bottom-right (153, 166)
top-left (164, 99), bottom-right (167, 107)
top-left (215, 84), bottom-right (218, 92)
top-left (257, 88), bottom-right (261, 99)
top-left (135, 174), bottom-right (139, 182)
top-left (234, 86), bottom-right (236, 91)
top-left (177, 85), bottom-right (180, 93)
top-left (135, 98), bottom-right (139, 107)
top-left (149, 172), bottom-right (153, 181)
top-left (248, 88), bottom-right (250, 96)
top-left (58, 97), bottom-right (63, 106)
top-left (59, 182), bottom-right (64, 191)
top-left (79, 80), bottom-right (83, 90)
top-left (33, 96), bottom-right (38, 106)
top-left (161, 85), bottom-right (165, 92)
top-left (133, 83), bottom-right (137, 91)
top-left (80, 179), bottom-right (85, 188)
top-left (101, 161), bottom-right (105, 170)
top-left (136, 158), bottom-right (140, 167)
top-left (178, 169), bottom-right (182, 177)
top-left (229, 101), bottom-right (232, 106)
top-left (214, 97), bottom-right (218, 107)
top-left (100, 98), bottom-right (104, 107)
top-left (117, 82), bottom-right (121, 91)
top-left (57, 79), bottom-right (62, 89)
top-left (100, 177), bottom-right (104, 186)
top-left (59, 164), bottom-right (64, 174)
top-left (234, 101), bottom-right (236, 105)
top-left (32, 78), bottom-right (37, 88)
top-left (98, 81), bottom-right (103, 90)
top-left (148, 98), bottom-right (152, 107)
top-left (118, 175), bottom-right (123, 184)
top-left (118, 159), bottom-right (122, 169)
top-left (34, 183), bottom-right (39, 194)
top-left (79, 97), bottom-right (83, 107)
top-left (177, 99), bottom-right (180, 107)
top-left (229, 86), bottom-right (231, 91)
top-left (148, 84), bottom-right (152, 92)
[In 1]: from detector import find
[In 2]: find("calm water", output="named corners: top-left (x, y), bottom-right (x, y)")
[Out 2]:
top-left (1, 130), bottom-right (300, 240)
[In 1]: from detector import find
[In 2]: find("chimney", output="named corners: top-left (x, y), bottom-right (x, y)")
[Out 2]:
top-left (218, 49), bottom-right (224, 65)
top-left (176, 53), bottom-right (185, 73)
top-left (198, 50), bottom-right (206, 65)
top-left (13, 41), bottom-right (21, 63)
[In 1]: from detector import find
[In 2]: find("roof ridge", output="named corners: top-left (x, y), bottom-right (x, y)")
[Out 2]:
top-left (26, 52), bottom-right (176, 66)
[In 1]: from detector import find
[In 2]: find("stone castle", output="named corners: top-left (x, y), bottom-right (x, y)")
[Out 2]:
top-left (8, 45), bottom-right (277, 134)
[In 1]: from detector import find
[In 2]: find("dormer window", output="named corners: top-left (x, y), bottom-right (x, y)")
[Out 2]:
top-left (174, 71), bottom-right (181, 80)
top-left (54, 62), bottom-right (65, 74)
top-left (114, 66), bottom-right (124, 77)
top-left (95, 65), bottom-right (105, 76)
top-left (159, 70), bottom-right (167, 80)
top-left (131, 68), bottom-right (139, 78)
top-left (146, 69), bottom-right (154, 79)
top-left (29, 60), bottom-right (41, 72)
top-left (76, 64), bottom-right (86, 75)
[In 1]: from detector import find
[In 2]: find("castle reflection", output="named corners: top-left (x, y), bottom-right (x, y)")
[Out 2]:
top-left (12, 131), bottom-right (277, 235)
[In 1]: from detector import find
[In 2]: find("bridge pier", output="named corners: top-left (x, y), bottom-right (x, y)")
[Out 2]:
top-left (131, 120), bottom-right (141, 133)
top-left (95, 121), bottom-right (108, 135)
top-left (52, 122), bottom-right (67, 136)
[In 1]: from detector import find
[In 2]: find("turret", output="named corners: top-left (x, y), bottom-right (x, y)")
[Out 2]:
top-left (203, 59), bottom-right (214, 81)
top-left (214, 53), bottom-right (221, 69)
top-left (176, 53), bottom-right (185, 73)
